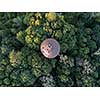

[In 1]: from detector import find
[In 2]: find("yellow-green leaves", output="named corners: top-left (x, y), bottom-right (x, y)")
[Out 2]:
top-left (25, 35), bottom-right (33, 44)
top-left (45, 12), bottom-right (57, 22)
top-left (9, 50), bottom-right (23, 67)
top-left (34, 19), bottom-right (41, 26)
top-left (16, 31), bottom-right (25, 44)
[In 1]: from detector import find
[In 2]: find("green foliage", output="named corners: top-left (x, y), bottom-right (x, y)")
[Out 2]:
top-left (19, 69), bottom-right (36, 86)
top-left (28, 51), bottom-right (53, 77)
top-left (0, 12), bottom-right (100, 87)
top-left (9, 50), bottom-right (24, 67)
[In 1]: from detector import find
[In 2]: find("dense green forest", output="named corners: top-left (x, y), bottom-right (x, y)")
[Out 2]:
top-left (0, 12), bottom-right (100, 87)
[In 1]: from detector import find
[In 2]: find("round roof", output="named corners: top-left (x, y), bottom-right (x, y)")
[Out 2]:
top-left (40, 38), bottom-right (60, 58)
